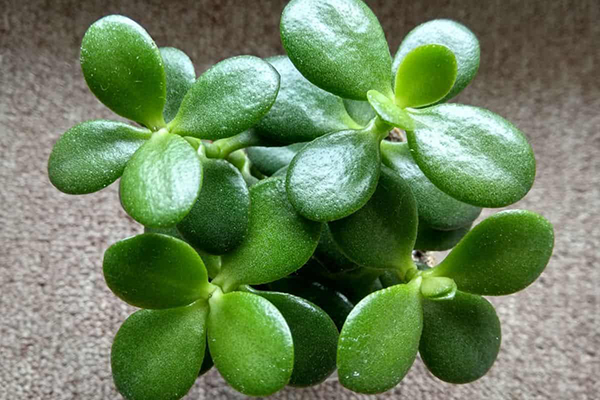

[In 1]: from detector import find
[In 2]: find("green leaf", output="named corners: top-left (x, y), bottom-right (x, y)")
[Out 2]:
top-left (207, 291), bottom-right (293, 396)
top-left (314, 224), bottom-right (359, 274)
top-left (344, 99), bottom-right (376, 127)
top-left (381, 141), bottom-right (481, 230)
top-left (281, 0), bottom-right (393, 100)
top-left (255, 56), bottom-right (359, 143)
top-left (120, 131), bottom-right (202, 227)
top-left (414, 222), bottom-right (472, 251)
top-left (254, 290), bottom-right (338, 387)
top-left (329, 166), bottom-right (418, 270)
top-left (246, 142), bottom-right (306, 176)
top-left (338, 280), bottom-right (423, 393)
top-left (394, 44), bottom-right (457, 109)
top-left (80, 15), bottom-right (166, 130)
top-left (48, 120), bottom-right (150, 195)
top-left (393, 19), bottom-right (480, 103)
top-left (286, 129), bottom-right (382, 221)
top-left (420, 277), bottom-right (457, 300)
top-left (160, 47), bottom-right (196, 124)
top-left (198, 340), bottom-right (214, 376)
top-left (177, 158), bottom-right (250, 255)
top-left (366, 90), bottom-right (415, 130)
top-left (420, 291), bottom-right (501, 383)
top-left (103, 233), bottom-right (210, 309)
top-left (112, 303), bottom-right (207, 400)
top-left (429, 210), bottom-right (554, 295)
top-left (407, 104), bottom-right (536, 207)
top-left (170, 56), bottom-right (280, 140)
top-left (216, 177), bottom-right (321, 289)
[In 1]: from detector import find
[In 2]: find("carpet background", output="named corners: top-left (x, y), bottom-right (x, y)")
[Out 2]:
top-left (1, 0), bottom-right (598, 399)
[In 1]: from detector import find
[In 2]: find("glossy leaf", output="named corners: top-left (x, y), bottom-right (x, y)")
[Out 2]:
top-left (381, 141), bottom-right (481, 230)
top-left (80, 15), bottom-right (166, 130)
top-left (394, 44), bottom-right (457, 109)
top-left (255, 56), bottom-right (359, 143)
top-left (177, 158), bottom-right (250, 255)
top-left (112, 303), bottom-right (207, 400)
top-left (420, 291), bottom-right (501, 383)
top-left (329, 166), bottom-right (418, 270)
top-left (286, 129), bottom-right (382, 222)
top-left (48, 120), bottom-right (150, 194)
top-left (344, 99), bottom-right (376, 127)
top-left (160, 47), bottom-right (195, 123)
top-left (216, 177), bottom-right (321, 289)
top-left (207, 291), bottom-right (293, 396)
top-left (246, 142), bottom-right (305, 176)
top-left (415, 222), bottom-right (472, 251)
top-left (338, 279), bottom-right (423, 393)
top-left (120, 132), bottom-right (202, 227)
top-left (407, 104), bottom-right (536, 207)
top-left (170, 56), bottom-right (279, 140)
top-left (366, 90), bottom-right (415, 130)
top-left (281, 0), bottom-right (393, 100)
top-left (430, 210), bottom-right (554, 295)
top-left (393, 19), bottom-right (480, 103)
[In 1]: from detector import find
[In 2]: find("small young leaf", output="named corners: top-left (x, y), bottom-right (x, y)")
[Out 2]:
top-left (170, 56), bottom-right (279, 140)
top-left (414, 222), bottom-right (472, 251)
top-left (48, 120), bottom-right (150, 195)
top-left (329, 167), bottom-right (418, 270)
top-left (420, 277), bottom-right (457, 301)
top-left (420, 291), bottom-right (501, 383)
top-left (430, 210), bottom-right (554, 295)
top-left (207, 291), bottom-right (293, 396)
top-left (393, 19), bottom-right (480, 103)
top-left (366, 90), bottom-right (415, 131)
top-left (281, 0), bottom-right (393, 100)
top-left (286, 129), bottom-right (382, 222)
top-left (338, 280), bottom-right (423, 394)
top-left (394, 44), bottom-right (457, 109)
top-left (112, 303), bottom-right (207, 400)
top-left (160, 47), bottom-right (196, 123)
top-left (103, 233), bottom-right (210, 309)
top-left (343, 99), bottom-right (376, 127)
top-left (246, 142), bottom-right (306, 176)
top-left (177, 158), bottom-right (250, 255)
top-left (120, 131), bottom-right (202, 227)
top-left (80, 15), bottom-right (166, 130)
top-left (407, 104), bottom-right (536, 207)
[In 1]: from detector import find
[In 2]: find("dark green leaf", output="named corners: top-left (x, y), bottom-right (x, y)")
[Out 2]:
top-left (414, 222), bottom-right (472, 251)
top-left (344, 99), bottom-right (376, 127)
top-left (246, 142), bottom-right (306, 176)
top-left (48, 120), bottom-right (150, 194)
top-left (366, 90), bottom-right (414, 130)
top-left (160, 47), bottom-right (195, 123)
top-left (314, 224), bottom-right (359, 274)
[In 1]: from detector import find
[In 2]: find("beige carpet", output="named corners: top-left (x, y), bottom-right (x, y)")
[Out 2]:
top-left (1, 0), bottom-right (598, 398)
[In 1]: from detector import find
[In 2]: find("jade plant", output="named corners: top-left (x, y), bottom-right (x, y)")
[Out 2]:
top-left (48, 0), bottom-right (554, 398)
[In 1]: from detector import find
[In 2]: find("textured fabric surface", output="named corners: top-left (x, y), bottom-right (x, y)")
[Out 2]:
top-left (1, 0), bottom-right (598, 399)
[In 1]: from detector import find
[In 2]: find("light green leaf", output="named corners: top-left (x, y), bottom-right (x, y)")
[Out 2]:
top-left (160, 47), bottom-right (195, 123)
top-left (343, 99), bottom-right (376, 127)
top-left (246, 142), bottom-right (306, 176)
top-left (420, 277), bottom-right (457, 300)
top-left (366, 90), bottom-right (415, 130)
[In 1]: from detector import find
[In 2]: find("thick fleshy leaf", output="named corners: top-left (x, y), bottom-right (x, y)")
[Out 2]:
top-left (170, 56), bottom-right (279, 140)
top-left (415, 222), bottom-right (472, 251)
top-left (103, 233), bottom-right (210, 309)
top-left (344, 99), bottom-right (376, 127)
top-left (329, 167), bottom-right (418, 270)
top-left (393, 19), bottom-right (480, 103)
top-left (381, 141), bottom-right (481, 230)
top-left (394, 44), bottom-right (457, 109)
top-left (160, 47), bottom-right (195, 123)
top-left (177, 158), bottom-right (250, 255)
top-left (112, 303), bottom-right (207, 400)
top-left (420, 291), bottom-right (501, 383)
top-left (48, 120), bottom-right (150, 194)
top-left (120, 132), bottom-right (202, 227)
top-left (338, 279), bottom-right (423, 393)
top-left (407, 104), bottom-right (536, 207)
top-left (207, 291), bottom-right (293, 396)
top-left (366, 90), bottom-right (415, 130)
top-left (255, 290), bottom-right (338, 387)
top-left (80, 15), bottom-right (166, 130)
top-left (314, 224), bottom-right (359, 273)
top-left (420, 277), bottom-right (457, 300)
top-left (215, 177), bottom-right (321, 289)
top-left (286, 129), bottom-right (382, 222)
top-left (429, 210), bottom-right (554, 295)
top-left (281, 0), bottom-right (393, 100)
top-left (246, 142), bottom-right (306, 176)
top-left (255, 56), bottom-right (359, 143)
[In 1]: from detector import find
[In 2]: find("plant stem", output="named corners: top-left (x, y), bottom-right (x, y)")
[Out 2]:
top-left (363, 116), bottom-right (392, 141)
top-left (204, 129), bottom-right (265, 159)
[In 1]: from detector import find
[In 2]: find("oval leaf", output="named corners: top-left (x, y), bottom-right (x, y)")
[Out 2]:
top-left (366, 90), bottom-right (415, 130)
top-left (420, 291), bottom-right (501, 383)
top-left (120, 132), bottom-right (202, 227)
top-left (246, 142), bottom-right (306, 176)
top-left (160, 47), bottom-right (196, 123)
top-left (407, 104), bottom-right (536, 207)
top-left (430, 210), bottom-right (554, 295)
top-left (112, 303), bottom-right (207, 400)
top-left (281, 0), bottom-right (393, 100)
top-left (338, 280), bottom-right (423, 393)
top-left (207, 291), bottom-right (293, 396)
top-left (170, 56), bottom-right (279, 140)
top-left (286, 129), bottom-right (382, 221)
top-left (393, 19), bottom-right (480, 103)
top-left (80, 15), bottom-right (166, 130)
top-left (48, 120), bottom-right (150, 194)
top-left (415, 222), bottom-right (472, 251)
